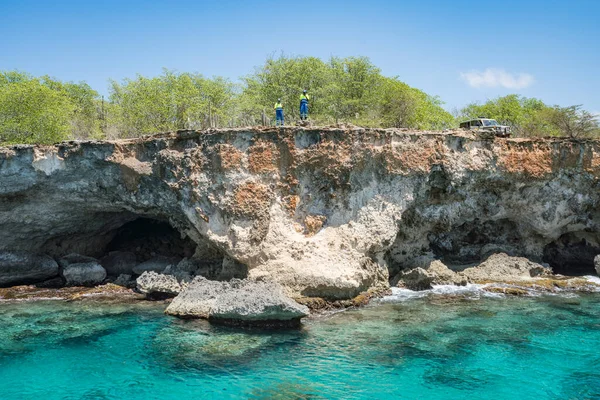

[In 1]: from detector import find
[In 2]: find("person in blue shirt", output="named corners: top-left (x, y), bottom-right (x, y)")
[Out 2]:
top-left (274, 98), bottom-right (284, 126)
top-left (299, 90), bottom-right (309, 120)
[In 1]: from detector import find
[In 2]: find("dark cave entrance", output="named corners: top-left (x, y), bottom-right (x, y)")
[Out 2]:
top-left (427, 218), bottom-right (522, 265)
top-left (105, 217), bottom-right (196, 263)
top-left (543, 232), bottom-right (600, 275)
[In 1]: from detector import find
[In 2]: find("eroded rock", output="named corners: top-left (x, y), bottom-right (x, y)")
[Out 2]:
top-left (0, 252), bottom-right (59, 287)
top-left (62, 262), bottom-right (107, 286)
top-left (460, 253), bottom-right (551, 282)
top-left (136, 271), bottom-right (182, 296)
top-left (165, 277), bottom-right (309, 326)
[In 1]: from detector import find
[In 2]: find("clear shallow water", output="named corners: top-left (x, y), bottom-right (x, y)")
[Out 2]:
top-left (0, 293), bottom-right (599, 400)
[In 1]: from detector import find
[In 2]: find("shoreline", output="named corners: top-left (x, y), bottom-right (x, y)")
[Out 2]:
top-left (2, 274), bottom-right (598, 306)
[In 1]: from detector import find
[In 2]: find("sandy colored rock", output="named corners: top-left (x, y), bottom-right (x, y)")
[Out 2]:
top-left (1, 127), bottom-right (600, 300)
top-left (136, 271), bottom-right (182, 296)
top-left (460, 253), bottom-right (551, 283)
top-left (166, 277), bottom-right (309, 325)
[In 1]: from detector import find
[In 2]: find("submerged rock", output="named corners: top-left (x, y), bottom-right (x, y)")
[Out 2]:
top-left (165, 277), bottom-right (309, 326)
top-left (0, 252), bottom-right (59, 287)
top-left (62, 262), bottom-right (107, 286)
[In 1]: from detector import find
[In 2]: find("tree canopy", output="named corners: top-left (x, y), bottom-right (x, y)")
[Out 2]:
top-left (457, 95), bottom-right (599, 138)
top-left (0, 56), bottom-right (597, 144)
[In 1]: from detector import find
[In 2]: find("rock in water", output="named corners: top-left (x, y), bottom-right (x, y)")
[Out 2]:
top-left (209, 280), bottom-right (310, 326)
top-left (100, 251), bottom-right (137, 276)
top-left (165, 277), bottom-right (309, 326)
top-left (460, 253), bottom-right (551, 282)
top-left (136, 271), bottom-right (182, 296)
top-left (0, 252), bottom-right (59, 287)
top-left (165, 277), bottom-right (228, 318)
top-left (132, 256), bottom-right (180, 275)
top-left (61, 262), bottom-right (107, 286)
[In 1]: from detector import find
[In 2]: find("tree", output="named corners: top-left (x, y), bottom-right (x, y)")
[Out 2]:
top-left (549, 105), bottom-right (599, 138)
top-left (108, 69), bottom-right (236, 136)
top-left (242, 54), bottom-right (331, 122)
top-left (0, 72), bottom-right (74, 144)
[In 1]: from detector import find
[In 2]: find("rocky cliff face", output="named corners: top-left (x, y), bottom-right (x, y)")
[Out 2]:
top-left (1, 127), bottom-right (599, 297)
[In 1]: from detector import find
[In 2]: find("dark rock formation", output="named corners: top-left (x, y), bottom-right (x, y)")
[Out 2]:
top-left (0, 252), bottom-right (58, 287)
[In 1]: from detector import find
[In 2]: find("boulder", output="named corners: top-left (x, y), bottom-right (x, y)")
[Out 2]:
top-left (395, 267), bottom-right (435, 291)
top-left (165, 277), bottom-right (309, 326)
top-left (61, 262), bottom-right (107, 286)
top-left (0, 252), bottom-right (59, 287)
top-left (100, 251), bottom-right (137, 276)
top-left (394, 259), bottom-right (465, 290)
top-left (132, 256), bottom-right (180, 275)
top-left (594, 255), bottom-right (600, 276)
top-left (460, 253), bottom-right (551, 282)
top-left (58, 253), bottom-right (98, 269)
top-left (114, 274), bottom-right (134, 287)
top-left (136, 271), bottom-right (182, 296)
top-left (209, 280), bottom-right (310, 325)
top-left (165, 277), bottom-right (229, 318)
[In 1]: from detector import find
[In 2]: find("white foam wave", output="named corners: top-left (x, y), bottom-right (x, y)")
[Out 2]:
top-left (584, 275), bottom-right (600, 284)
top-left (584, 275), bottom-right (600, 290)
top-left (380, 283), bottom-right (499, 303)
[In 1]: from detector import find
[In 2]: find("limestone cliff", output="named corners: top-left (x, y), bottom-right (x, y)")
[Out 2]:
top-left (1, 127), bottom-right (599, 297)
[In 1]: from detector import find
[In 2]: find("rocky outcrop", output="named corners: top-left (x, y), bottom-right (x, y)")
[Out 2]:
top-left (2, 127), bottom-right (600, 297)
top-left (460, 253), bottom-right (551, 282)
top-left (0, 252), bottom-right (59, 287)
top-left (595, 255), bottom-right (600, 276)
top-left (58, 253), bottom-right (106, 286)
top-left (136, 271), bottom-right (183, 296)
top-left (62, 262), bottom-right (106, 286)
top-left (165, 277), bottom-right (309, 326)
top-left (395, 253), bottom-right (552, 290)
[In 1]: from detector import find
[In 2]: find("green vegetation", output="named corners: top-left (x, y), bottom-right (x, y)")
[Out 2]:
top-left (0, 56), bottom-right (598, 144)
top-left (457, 94), bottom-right (600, 138)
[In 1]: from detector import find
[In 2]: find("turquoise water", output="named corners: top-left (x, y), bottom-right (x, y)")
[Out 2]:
top-left (0, 292), bottom-right (599, 399)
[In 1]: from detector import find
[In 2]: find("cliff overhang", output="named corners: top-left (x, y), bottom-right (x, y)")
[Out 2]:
top-left (2, 126), bottom-right (600, 297)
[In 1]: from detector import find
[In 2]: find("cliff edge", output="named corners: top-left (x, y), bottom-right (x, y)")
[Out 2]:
top-left (1, 126), bottom-right (600, 298)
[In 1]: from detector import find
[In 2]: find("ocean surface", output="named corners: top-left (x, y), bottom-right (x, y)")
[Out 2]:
top-left (0, 285), bottom-right (599, 399)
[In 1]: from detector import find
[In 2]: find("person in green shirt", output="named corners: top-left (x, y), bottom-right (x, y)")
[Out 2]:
top-left (299, 90), bottom-right (309, 120)
top-left (274, 98), bottom-right (284, 126)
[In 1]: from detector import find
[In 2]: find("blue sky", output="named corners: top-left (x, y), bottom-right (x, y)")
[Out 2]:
top-left (1, 0), bottom-right (598, 113)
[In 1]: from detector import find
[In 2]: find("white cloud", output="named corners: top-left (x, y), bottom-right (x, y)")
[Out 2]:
top-left (460, 68), bottom-right (535, 89)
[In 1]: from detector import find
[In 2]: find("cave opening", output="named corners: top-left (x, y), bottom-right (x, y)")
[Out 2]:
top-left (105, 217), bottom-right (196, 263)
top-left (428, 218), bottom-right (522, 265)
top-left (543, 232), bottom-right (600, 275)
